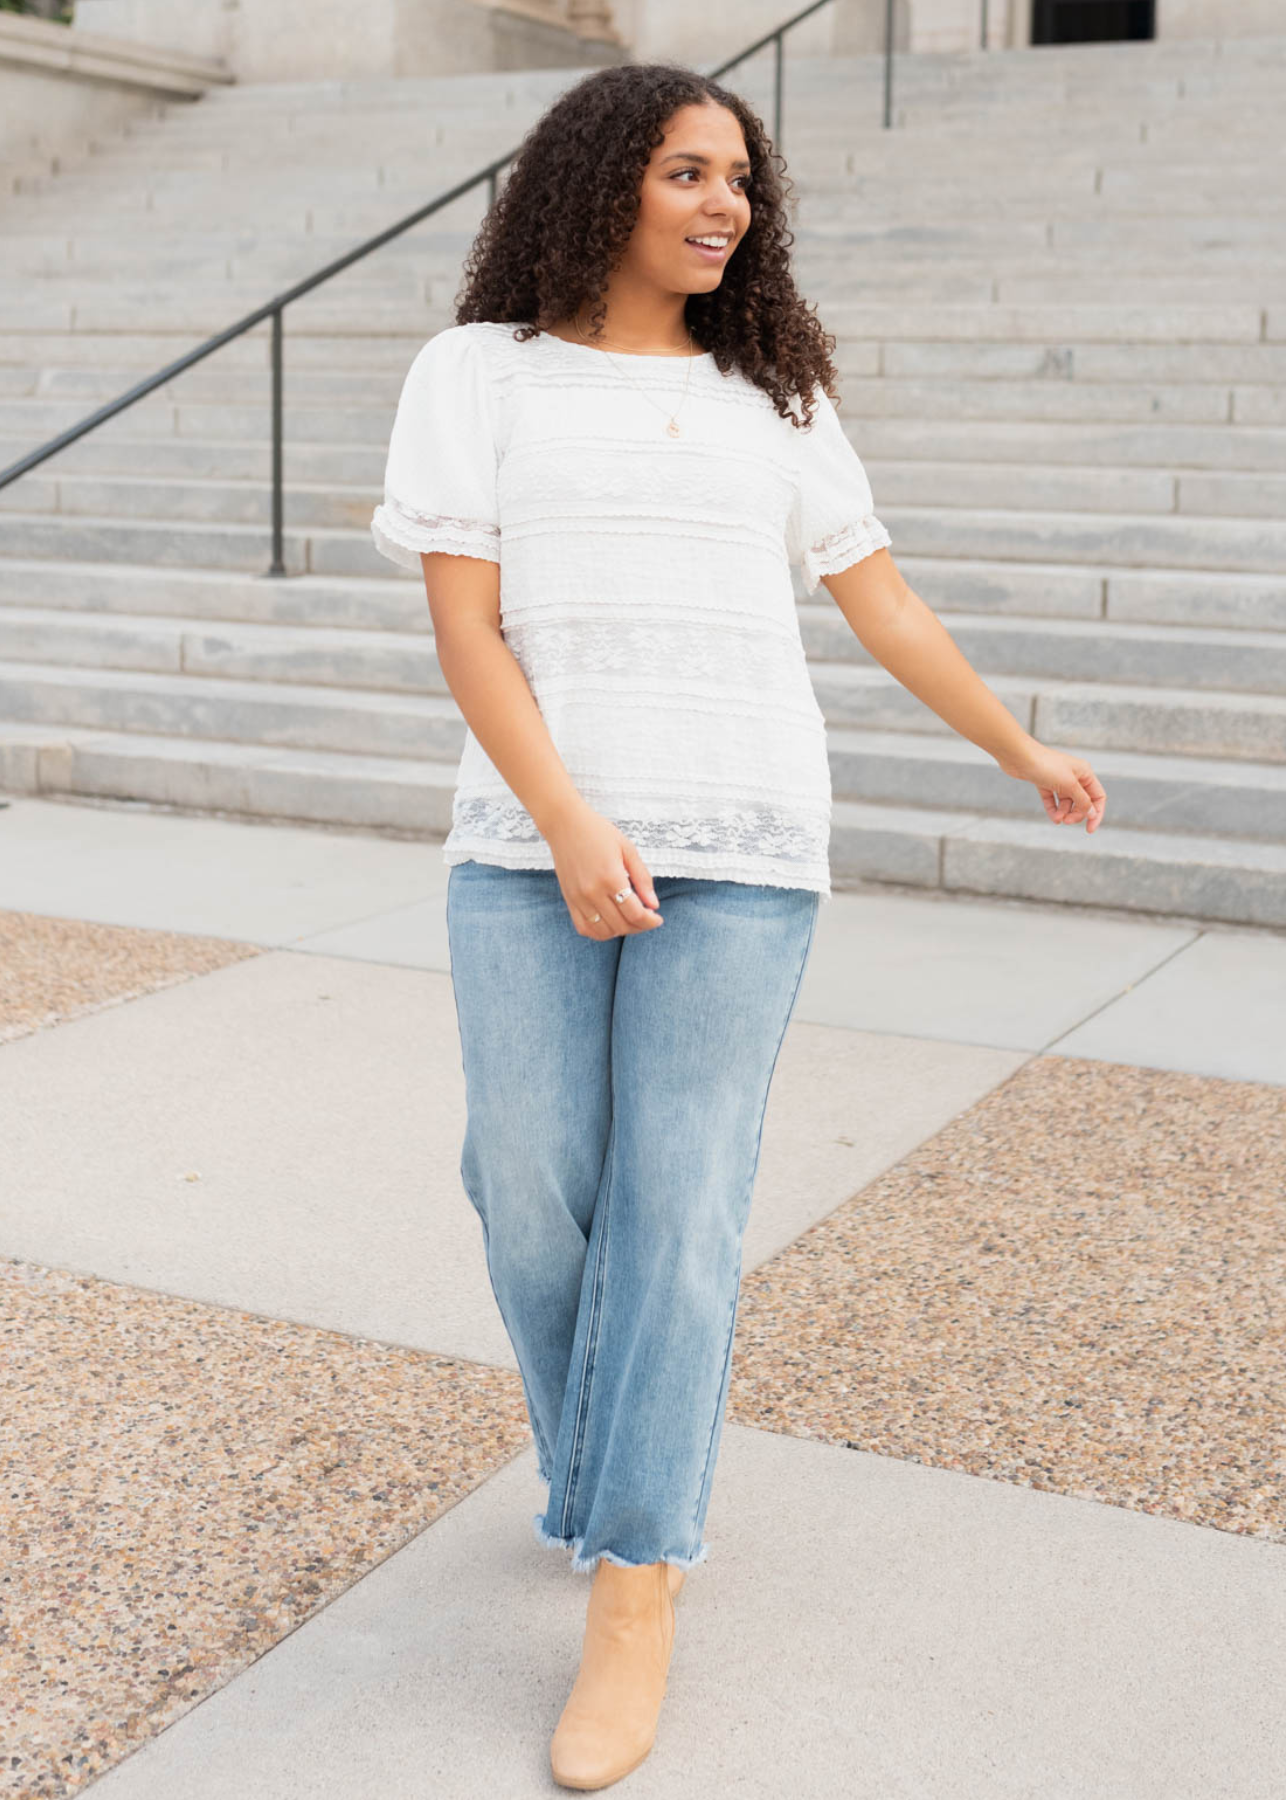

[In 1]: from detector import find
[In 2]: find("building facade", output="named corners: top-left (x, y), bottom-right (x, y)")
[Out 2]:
top-left (65, 0), bottom-right (1281, 82)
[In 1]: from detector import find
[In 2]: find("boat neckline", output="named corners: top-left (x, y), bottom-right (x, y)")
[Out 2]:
top-left (528, 328), bottom-right (715, 363)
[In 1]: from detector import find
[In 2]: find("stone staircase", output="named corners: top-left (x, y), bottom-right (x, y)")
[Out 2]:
top-left (1, 35), bottom-right (1285, 927)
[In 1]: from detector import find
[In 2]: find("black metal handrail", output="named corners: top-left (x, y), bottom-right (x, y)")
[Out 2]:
top-left (0, 0), bottom-right (905, 575)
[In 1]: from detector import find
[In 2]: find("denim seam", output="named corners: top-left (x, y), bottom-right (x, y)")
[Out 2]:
top-left (558, 1104), bottom-right (617, 1538)
top-left (688, 891), bottom-right (820, 1552)
top-left (462, 1159), bottom-right (558, 1481)
top-left (448, 864), bottom-right (560, 1482)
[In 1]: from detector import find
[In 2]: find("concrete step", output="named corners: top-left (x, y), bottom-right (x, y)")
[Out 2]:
top-left (11, 459), bottom-right (1284, 532)
top-left (2, 625), bottom-right (1284, 766)
top-left (0, 554), bottom-right (1280, 642)
top-left (0, 473), bottom-right (377, 532)
top-left (3, 307), bottom-right (1284, 374)
top-left (19, 181), bottom-right (1286, 231)
top-left (823, 727), bottom-right (1286, 843)
top-left (10, 421), bottom-right (1286, 499)
top-left (17, 262), bottom-right (1282, 311)
top-left (856, 417), bottom-right (1286, 473)
top-left (0, 294), bottom-right (455, 337)
top-left (890, 560), bottom-right (1286, 632)
top-left (843, 376), bottom-right (1236, 424)
top-left (42, 130), bottom-right (1286, 169)
top-left (874, 341), bottom-right (1286, 384)
top-left (0, 509), bottom-right (307, 572)
top-left (0, 607), bottom-right (437, 691)
top-left (12, 338), bottom-right (1286, 405)
top-left (0, 721), bottom-right (455, 836)
top-left (924, 812), bottom-right (1286, 931)
top-left (11, 326), bottom-right (1286, 392)
top-left (0, 561), bottom-right (423, 630)
top-left (3, 365), bottom-right (421, 408)
top-left (7, 258), bottom-right (1283, 313)
top-left (874, 463), bottom-right (1286, 520)
top-left (0, 380), bottom-right (1270, 465)
top-left (1, 282), bottom-right (1277, 344)
top-left (2, 574), bottom-right (1284, 693)
top-left (795, 205), bottom-right (1286, 255)
top-left (87, 106), bottom-right (1286, 161)
top-left (9, 606), bottom-right (1283, 830)
top-left (34, 112), bottom-right (1286, 158)
top-left (2, 554), bottom-right (1275, 640)
top-left (2, 718), bottom-right (1284, 929)
top-left (883, 505), bottom-right (1286, 576)
top-left (797, 606), bottom-right (1286, 694)
top-left (809, 661), bottom-right (1286, 759)
top-left (0, 284), bottom-right (1275, 348)
top-left (1029, 679), bottom-right (1286, 764)
top-left (0, 432), bottom-right (380, 486)
top-left (0, 396), bottom-right (407, 448)
top-left (0, 502), bottom-right (1245, 587)
top-left (0, 660), bottom-right (459, 759)
top-left (0, 331), bottom-right (435, 371)
top-left (13, 203), bottom-right (1283, 265)
top-left (986, 277), bottom-right (1282, 304)
top-left (40, 146), bottom-right (1284, 197)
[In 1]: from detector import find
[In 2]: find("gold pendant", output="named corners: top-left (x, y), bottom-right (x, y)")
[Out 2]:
top-left (665, 418), bottom-right (680, 437)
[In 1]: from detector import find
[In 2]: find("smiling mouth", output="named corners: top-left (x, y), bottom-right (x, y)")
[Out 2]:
top-left (685, 235), bottom-right (733, 254)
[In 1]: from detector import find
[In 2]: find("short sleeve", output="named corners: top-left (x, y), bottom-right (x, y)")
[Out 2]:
top-left (787, 384), bottom-right (890, 596)
top-left (370, 325), bottom-right (501, 572)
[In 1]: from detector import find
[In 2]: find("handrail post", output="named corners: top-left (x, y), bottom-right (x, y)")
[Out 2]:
top-left (883, 0), bottom-right (895, 128)
top-left (268, 306), bottom-right (286, 577)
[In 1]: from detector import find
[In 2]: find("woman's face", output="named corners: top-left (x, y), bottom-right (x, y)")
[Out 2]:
top-left (625, 101), bottom-right (752, 296)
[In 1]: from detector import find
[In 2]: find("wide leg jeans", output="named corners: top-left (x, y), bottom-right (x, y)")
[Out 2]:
top-left (445, 860), bottom-right (820, 1575)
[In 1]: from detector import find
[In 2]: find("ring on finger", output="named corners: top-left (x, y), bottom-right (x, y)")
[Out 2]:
top-left (588, 879), bottom-right (633, 928)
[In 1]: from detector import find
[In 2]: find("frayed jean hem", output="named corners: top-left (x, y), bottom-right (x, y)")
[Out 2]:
top-left (531, 1511), bottom-right (712, 1576)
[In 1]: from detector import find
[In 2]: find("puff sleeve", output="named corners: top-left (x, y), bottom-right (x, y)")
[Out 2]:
top-left (370, 325), bottom-right (501, 572)
top-left (787, 384), bottom-right (890, 596)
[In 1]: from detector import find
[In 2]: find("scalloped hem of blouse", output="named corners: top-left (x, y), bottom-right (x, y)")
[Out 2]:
top-left (802, 514), bottom-right (892, 596)
top-left (531, 1511), bottom-right (713, 1576)
top-left (369, 505), bottom-right (501, 573)
top-left (442, 842), bottom-right (832, 898)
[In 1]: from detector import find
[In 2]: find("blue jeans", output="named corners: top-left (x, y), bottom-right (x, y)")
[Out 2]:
top-left (445, 861), bottom-right (820, 1575)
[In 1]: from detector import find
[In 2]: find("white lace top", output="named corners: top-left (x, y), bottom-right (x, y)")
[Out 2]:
top-left (370, 320), bottom-right (891, 899)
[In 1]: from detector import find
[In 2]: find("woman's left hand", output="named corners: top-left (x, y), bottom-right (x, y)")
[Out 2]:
top-left (995, 738), bottom-right (1107, 832)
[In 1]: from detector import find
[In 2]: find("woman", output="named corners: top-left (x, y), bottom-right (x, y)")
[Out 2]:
top-left (371, 60), bottom-right (1106, 1792)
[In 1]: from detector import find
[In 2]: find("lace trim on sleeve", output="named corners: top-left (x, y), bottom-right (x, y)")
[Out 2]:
top-left (371, 491), bottom-right (501, 573)
top-left (802, 514), bottom-right (891, 595)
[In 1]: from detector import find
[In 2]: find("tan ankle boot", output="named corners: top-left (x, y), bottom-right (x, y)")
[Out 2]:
top-left (550, 1559), bottom-right (677, 1790)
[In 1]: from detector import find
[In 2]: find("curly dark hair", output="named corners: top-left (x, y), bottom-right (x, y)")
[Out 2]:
top-left (452, 61), bottom-right (838, 428)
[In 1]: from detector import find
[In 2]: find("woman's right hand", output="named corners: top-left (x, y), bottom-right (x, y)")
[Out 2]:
top-left (542, 798), bottom-right (664, 938)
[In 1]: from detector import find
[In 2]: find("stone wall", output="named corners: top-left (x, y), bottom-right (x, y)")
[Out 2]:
top-left (72, 0), bottom-right (625, 81)
top-left (53, 0), bottom-right (1286, 95)
top-left (1155, 0), bottom-right (1285, 37)
top-left (0, 9), bottom-right (229, 172)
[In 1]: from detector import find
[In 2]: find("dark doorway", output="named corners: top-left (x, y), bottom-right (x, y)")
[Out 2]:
top-left (1031, 0), bottom-right (1155, 43)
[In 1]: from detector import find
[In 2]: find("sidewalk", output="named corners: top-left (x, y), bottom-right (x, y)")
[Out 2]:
top-left (2, 792), bottom-right (1284, 1800)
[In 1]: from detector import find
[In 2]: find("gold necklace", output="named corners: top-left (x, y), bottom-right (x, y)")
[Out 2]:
top-left (571, 315), bottom-right (698, 438)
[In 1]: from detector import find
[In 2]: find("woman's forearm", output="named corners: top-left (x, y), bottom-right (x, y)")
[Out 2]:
top-left (841, 576), bottom-right (1035, 763)
top-left (435, 619), bottom-right (589, 836)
